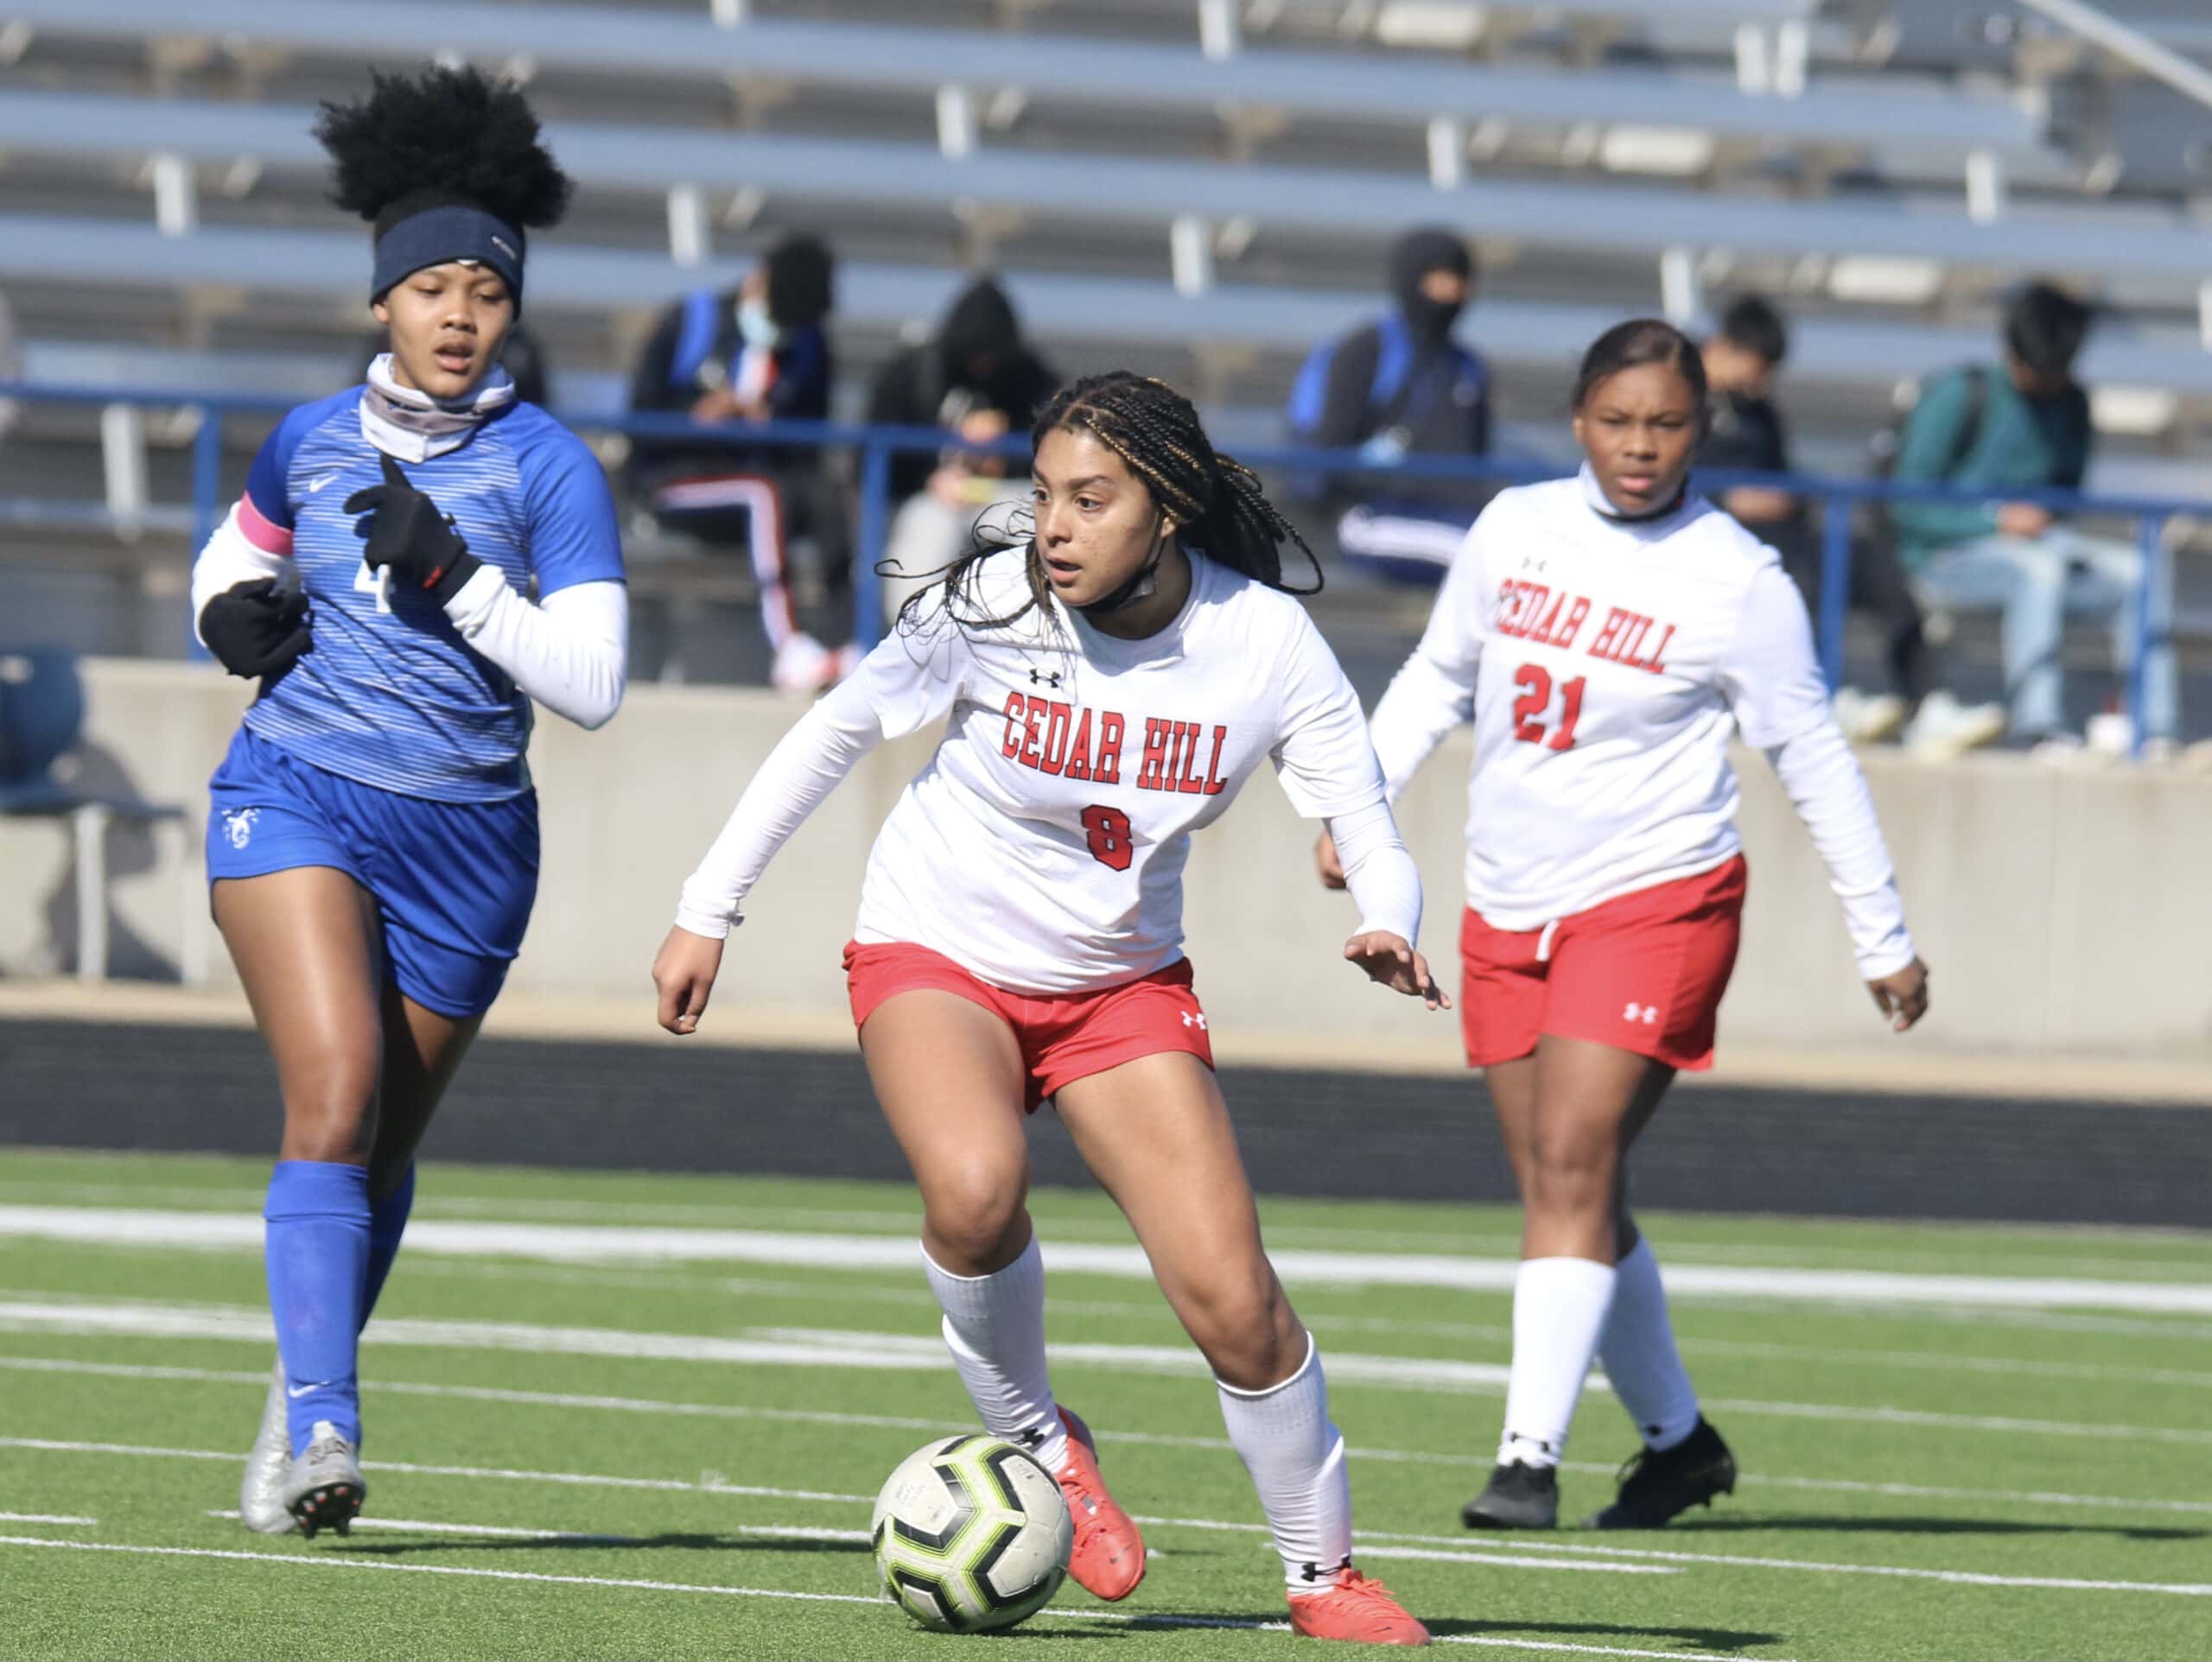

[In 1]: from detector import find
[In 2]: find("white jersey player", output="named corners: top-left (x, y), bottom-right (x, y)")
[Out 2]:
top-left (1321, 320), bottom-right (1929, 1535)
top-left (657, 373), bottom-right (1438, 1646)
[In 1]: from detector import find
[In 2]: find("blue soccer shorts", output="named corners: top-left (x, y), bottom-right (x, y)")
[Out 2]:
top-left (206, 726), bottom-right (539, 1019)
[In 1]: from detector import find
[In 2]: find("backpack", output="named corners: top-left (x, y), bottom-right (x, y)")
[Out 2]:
top-left (668, 287), bottom-right (731, 391)
top-left (1286, 314), bottom-right (1482, 450)
top-left (1860, 365), bottom-right (1990, 552)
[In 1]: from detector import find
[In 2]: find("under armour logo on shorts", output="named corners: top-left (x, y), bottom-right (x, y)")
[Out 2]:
top-left (223, 808), bottom-right (261, 850)
top-left (1624, 1002), bottom-right (1658, 1025)
top-left (1181, 1011), bottom-right (1207, 1030)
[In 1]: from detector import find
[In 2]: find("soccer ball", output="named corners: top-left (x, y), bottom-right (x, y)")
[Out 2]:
top-left (870, 1433), bottom-right (1073, 1633)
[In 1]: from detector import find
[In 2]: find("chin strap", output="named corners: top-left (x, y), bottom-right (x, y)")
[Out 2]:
top-left (1075, 518), bottom-right (1172, 618)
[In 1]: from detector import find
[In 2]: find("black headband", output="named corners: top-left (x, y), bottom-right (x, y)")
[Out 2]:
top-left (372, 205), bottom-right (525, 311)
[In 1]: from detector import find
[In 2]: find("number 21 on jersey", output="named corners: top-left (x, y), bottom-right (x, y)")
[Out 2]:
top-left (1511, 663), bottom-right (1586, 751)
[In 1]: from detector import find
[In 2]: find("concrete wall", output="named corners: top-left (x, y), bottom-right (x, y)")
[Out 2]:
top-left (5, 659), bottom-right (2209, 1059)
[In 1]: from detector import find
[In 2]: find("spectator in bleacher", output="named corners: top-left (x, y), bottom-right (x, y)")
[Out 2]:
top-left (1891, 282), bottom-right (2176, 752)
top-left (626, 234), bottom-right (854, 693)
top-left (866, 276), bottom-right (1058, 621)
top-left (1699, 295), bottom-right (1950, 745)
top-left (1289, 226), bottom-right (1491, 583)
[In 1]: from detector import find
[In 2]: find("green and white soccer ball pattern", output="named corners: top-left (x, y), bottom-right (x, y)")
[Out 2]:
top-left (870, 1434), bottom-right (1074, 1633)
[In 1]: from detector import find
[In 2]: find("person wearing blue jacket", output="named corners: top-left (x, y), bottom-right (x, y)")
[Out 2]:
top-left (189, 66), bottom-right (626, 1541)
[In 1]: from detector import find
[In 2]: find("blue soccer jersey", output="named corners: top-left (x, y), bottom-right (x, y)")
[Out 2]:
top-left (237, 390), bottom-right (624, 802)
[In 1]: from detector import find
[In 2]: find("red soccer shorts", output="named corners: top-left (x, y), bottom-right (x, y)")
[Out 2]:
top-left (843, 940), bottom-right (1216, 1111)
top-left (1458, 855), bottom-right (1747, 1073)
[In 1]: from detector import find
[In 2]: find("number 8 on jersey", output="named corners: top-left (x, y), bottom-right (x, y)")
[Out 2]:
top-left (1081, 805), bottom-right (1134, 871)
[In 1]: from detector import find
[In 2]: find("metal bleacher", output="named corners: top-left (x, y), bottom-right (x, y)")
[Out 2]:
top-left (0, 0), bottom-right (2207, 695)
top-left (0, 2), bottom-right (2204, 415)
top-left (3, 86), bottom-right (2201, 305)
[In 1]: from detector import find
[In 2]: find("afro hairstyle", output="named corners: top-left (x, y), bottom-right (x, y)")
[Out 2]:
top-left (315, 64), bottom-right (572, 241)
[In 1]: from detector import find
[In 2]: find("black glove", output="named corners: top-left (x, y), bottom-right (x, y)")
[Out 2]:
top-left (198, 578), bottom-right (312, 680)
top-left (343, 454), bottom-right (481, 604)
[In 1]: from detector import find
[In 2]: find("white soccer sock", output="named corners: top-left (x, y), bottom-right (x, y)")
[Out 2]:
top-left (1497, 1256), bottom-right (1618, 1469)
top-left (922, 1235), bottom-right (1069, 1473)
top-left (1598, 1236), bottom-right (1701, 1453)
top-left (1217, 1335), bottom-right (1353, 1589)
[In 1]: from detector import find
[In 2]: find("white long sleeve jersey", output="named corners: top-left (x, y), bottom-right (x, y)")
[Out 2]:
top-left (1369, 469), bottom-right (1916, 979)
top-left (679, 549), bottom-right (1422, 993)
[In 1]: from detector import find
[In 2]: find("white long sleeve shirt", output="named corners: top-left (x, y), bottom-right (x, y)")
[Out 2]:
top-left (677, 548), bottom-right (1423, 993)
top-left (192, 502), bottom-right (628, 733)
top-left (1369, 469), bottom-right (1916, 979)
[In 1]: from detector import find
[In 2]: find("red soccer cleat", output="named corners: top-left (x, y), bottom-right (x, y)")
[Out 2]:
top-left (1287, 1566), bottom-right (1432, 1646)
top-left (1053, 1406), bottom-right (1147, 1601)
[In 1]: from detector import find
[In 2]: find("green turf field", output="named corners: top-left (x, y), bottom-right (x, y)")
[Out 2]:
top-left (0, 1147), bottom-right (2206, 1661)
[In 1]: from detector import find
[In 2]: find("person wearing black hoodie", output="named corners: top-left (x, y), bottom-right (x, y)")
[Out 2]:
top-left (1298, 226), bottom-right (1491, 584)
top-left (626, 234), bottom-right (853, 693)
top-left (867, 276), bottom-right (1059, 618)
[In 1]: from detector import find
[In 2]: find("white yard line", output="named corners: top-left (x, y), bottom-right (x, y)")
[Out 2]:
top-left (261, 1259), bottom-right (2212, 1389)
top-left (194, 1508), bottom-right (1666, 1577)
top-left (8, 1353), bottom-right (2208, 1519)
top-left (6, 1174), bottom-right (2202, 1278)
top-left (0, 1536), bottom-right (1781, 1662)
top-left (1117, 1513), bottom-right (1673, 1576)
top-left (1880, 1305), bottom-right (2212, 1343)
top-left (3, 1206), bottom-right (2209, 1314)
top-left (0, 1511), bottom-right (96, 1526)
top-left (0, 1436), bottom-right (878, 1504)
top-left (0, 1441), bottom-right (1649, 1579)
top-left (8, 1438), bottom-right (2209, 1600)
top-left (1393, 1532), bottom-right (2212, 1598)
top-left (6, 1297), bottom-right (2212, 1446)
top-left (263, 1258), bottom-right (2212, 1386)
top-left (205, 1508), bottom-right (862, 1546)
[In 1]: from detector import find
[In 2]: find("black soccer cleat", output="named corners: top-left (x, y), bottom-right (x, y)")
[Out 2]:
top-left (1460, 1460), bottom-right (1559, 1529)
top-left (1580, 1417), bottom-right (1736, 1529)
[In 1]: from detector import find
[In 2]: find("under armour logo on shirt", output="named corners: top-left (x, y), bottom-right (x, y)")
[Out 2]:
top-left (1029, 669), bottom-right (1063, 688)
top-left (1624, 1002), bottom-right (1658, 1025)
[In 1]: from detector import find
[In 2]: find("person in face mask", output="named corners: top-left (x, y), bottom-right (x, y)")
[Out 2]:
top-left (868, 276), bottom-right (1061, 621)
top-left (1289, 226), bottom-right (1492, 586)
top-left (627, 235), bottom-right (856, 693)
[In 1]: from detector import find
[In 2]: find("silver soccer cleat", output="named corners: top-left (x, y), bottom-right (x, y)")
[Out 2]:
top-left (280, 1418), bottom-right (366, 1538)
top-left (238, 1360), bottom-right (298, 1536)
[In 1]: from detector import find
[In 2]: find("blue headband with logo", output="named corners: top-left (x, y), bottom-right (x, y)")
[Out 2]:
top-left (371, 205), bottom-right (525, 311)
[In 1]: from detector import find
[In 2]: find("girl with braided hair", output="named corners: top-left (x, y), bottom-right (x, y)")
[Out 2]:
top-left (658, 371), bottom-right (1437, 1644)
top-left (193, 67), bottom-right (625, 1538)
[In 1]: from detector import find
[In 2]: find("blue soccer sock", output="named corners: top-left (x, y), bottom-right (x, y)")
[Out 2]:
top-left (360, 1164), bottom-right (416, 1329)
top-left (264, 1159), bottom-right (372, 1456)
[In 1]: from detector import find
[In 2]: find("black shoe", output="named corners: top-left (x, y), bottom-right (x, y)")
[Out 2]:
top-left (1460, 1461), bottom-right (1559, 1529)
top-left (1580, 1417), bottom-right (1736, 1529)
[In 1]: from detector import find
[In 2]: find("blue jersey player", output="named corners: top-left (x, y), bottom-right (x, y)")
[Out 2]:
top-left (189, 67), bottom-right (626, 1538)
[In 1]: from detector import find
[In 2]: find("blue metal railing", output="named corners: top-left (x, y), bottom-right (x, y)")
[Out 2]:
top-left (3, 379), bottom-right (2202, 752)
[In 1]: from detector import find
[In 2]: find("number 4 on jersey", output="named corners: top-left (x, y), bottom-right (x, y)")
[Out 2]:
top-left (1511, 663), bottom-right (1586, 752)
